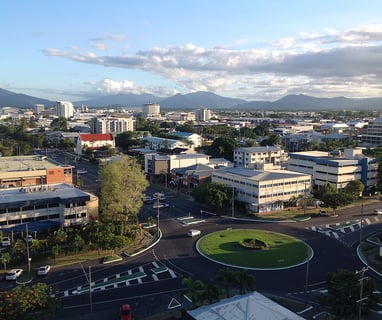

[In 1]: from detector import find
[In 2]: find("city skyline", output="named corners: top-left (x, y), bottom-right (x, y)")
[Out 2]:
top-left (2, 0), bottom-right (382, 102)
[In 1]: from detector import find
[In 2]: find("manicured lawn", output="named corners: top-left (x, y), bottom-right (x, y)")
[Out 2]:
top-left (198, 229), bottom-right (309, 269)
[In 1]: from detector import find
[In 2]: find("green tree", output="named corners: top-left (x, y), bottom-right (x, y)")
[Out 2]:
top-left (218, 269), bottom-right (238, 298)
top-left (99, 155), bottom-right (149, 234)
top-left (182, 277), bottom-right (205, 308)
top-left (50, 117), bottom-right (68, 131)
top-left (322, 269), bottom-right (380, 319)
top-left (0, 282), bottom-right (61, 319)
top-left (321, 192), bottom-right (353, 214)
top-left (208, 136), bottom-right (238, 161)
top-left (192, 182), bottom-right (231, 208)
top-left (115, 131), bottom-right (141, 150)
top-left (344, 180), bottom-right (364, 198)
top-left (1, 252), bottom-right (10, 272)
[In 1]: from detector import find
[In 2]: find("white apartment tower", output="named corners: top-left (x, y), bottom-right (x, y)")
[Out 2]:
top-left (89, 117), bottom-right (134, 134)
top-left (195, 108), bottom-right (212, 122)
top-left (142, 103), bottom-right (160, 119)
top-left (34, 104), bottom-right (44, 114)
top-left (55, 101), bottom-right (75, 119)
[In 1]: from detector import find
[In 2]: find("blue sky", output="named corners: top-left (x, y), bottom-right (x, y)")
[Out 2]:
top-left (2, 0), bottom-right (382, 102)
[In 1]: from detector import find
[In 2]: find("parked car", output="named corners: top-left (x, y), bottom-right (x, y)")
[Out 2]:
top-left (1, 237), bottom-right (11, 246)
top-left (77, 169), bottom-right (88, 174)
top-left (24, 235), bottom-right (33, 243)
top-left (5, 268), bottom-right (23, 280)
top-left (152, 203), bottom-right (169, 209)
top-left (37, 265), bottom-right (51, 276)
top-left (373, 209), bottom-right (382, 215)
top-left (119, 304), bottom-right (132, 320)
top-left (187, 229), bottom-right (201, 237)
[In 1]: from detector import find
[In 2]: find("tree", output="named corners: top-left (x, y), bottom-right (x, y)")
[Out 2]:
top-left (218, 269), bottom-right (238, 298)
top-left (321, 192), bottom-right (353, 214)
top-left (99, 155), bottom-right (149, 234)
top-left (0, 282), bottom-right (61, 319)
top-left (1, 252), bottom-right (10, 271)
top-left (192, 182), bottom-right (231, 208)
top-left (50, 117), bottom-right (68, 131)
top-left (182, 277), bottom-right (205, 308)
top-left (344, 180), bottom-right (364, 198)
top-left (115, 131), bottom-right (141, 150)
top-left (323, 269), bottom-right (380, 319)
top-left (208, 136), bottom-right (238, 161)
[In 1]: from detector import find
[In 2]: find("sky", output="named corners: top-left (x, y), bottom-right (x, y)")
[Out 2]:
top-left (2, 0), bottom-right (382, 102)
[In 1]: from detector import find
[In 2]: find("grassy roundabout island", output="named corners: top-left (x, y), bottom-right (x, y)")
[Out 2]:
top-left (198, 229), bottom-right (311, 269)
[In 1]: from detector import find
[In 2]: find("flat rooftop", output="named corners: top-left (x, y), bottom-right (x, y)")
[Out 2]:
top-left (0, 155), bottom-right (70, 172)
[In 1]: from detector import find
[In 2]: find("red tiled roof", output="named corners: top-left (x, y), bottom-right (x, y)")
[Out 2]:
top-left (79, 133), bottom-right (114, 141)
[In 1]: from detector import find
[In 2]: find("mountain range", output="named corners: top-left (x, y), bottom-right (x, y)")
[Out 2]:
top-left (1, 87), bottom-right (382, 111)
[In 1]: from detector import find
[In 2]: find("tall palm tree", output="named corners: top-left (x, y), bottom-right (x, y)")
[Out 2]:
top-left (236, 270), bottom-right (256, 294)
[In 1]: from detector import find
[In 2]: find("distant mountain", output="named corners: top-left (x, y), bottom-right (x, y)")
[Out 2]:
top-left (235, 94), bottom-right (382, 110)
top-left (159, 91), bottom-right (246, 109)
top-left (0, 88), bottom-right (54, 108)
top-left (2, 87), bottom-right (382, 111)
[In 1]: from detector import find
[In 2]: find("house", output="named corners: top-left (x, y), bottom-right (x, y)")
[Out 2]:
top-left (170, 131), bottom-right (202, 148)
top-left (75, 133), bottom-right (115, 155)
top-left (142, 136), bottom-right (190, 152)
top-left (233, 146), bottom-right (288, 169)
top-left (170, 163), bottom-right (214, 188)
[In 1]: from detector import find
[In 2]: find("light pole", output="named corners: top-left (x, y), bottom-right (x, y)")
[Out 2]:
top-left (26, 224), bottom-right (31, 273)
top-left (156, 194), bottom-right (160, 238)
top-left (79, 262), bottom-right (93, 314)
top-left (359, 193), bottom-right (364, 246)
top-left (231, 186), bottom-right (235, 218)
top-left (356, 267), bottom-right (368, 320)
top-left (304, 246), bottom-right (310, 305)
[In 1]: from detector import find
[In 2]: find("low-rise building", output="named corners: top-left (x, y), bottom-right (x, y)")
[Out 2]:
top-left (0, 155), bottom-right (74, 188)
top-left (0, 183), bottom-right (91, 231)
top-left (287, 148), bottom-right (378, 192)
top-left (233, 146), bottom-right (288, 169)
top-left (75, 133), bottom-right (115, 155)
top-left (212, 167), bottom-right (311, 213)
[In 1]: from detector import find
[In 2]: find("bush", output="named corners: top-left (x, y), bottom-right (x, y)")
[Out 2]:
top-left (239, 238), bottom-right (268, 250)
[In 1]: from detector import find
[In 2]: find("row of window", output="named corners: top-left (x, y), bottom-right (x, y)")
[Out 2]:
top-left (0, 202), bottom-right (86, 214)
top-left (0, 214), bottom-right (60, 226)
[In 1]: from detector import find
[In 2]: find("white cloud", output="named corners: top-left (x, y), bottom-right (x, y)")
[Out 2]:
top-left (43, 23), bottom-right (382, 100)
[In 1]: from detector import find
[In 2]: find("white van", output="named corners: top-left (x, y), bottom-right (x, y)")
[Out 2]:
top-left (1, 237), bottom-right (11, 246)
top-left (187, 229), bottom-right (201, 237)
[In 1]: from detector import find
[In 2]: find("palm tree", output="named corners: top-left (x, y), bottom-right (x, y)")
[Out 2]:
top-left (236, 270), bottom-right (256, 294)
top-left (1, 252), bottom-right (10, 272)
top-left (202, 279), bottom-right (221, 304)
top-left (219, 269), bottom-right (238, 298)
top-left (182, 277), bottom-right (205, 308)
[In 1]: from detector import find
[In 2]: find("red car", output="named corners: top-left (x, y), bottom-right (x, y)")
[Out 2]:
top-left (119, 304), bottom-right (132, 320)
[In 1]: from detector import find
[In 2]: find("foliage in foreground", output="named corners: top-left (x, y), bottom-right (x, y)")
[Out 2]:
top-left (0, 282), bottom-right (61, 319)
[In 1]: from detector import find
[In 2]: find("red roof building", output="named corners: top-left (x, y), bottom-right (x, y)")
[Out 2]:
top-left (76, 133), bottom-right (115, 155)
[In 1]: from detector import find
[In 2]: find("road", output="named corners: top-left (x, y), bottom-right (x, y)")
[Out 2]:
top-left (25, 151), bottom-right (382, 318)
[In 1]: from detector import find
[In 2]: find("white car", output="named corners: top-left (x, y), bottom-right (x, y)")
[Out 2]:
top-left (6, 268), bottom-right (23, 280)
top-left (187, 229), bottom-right (201, 237)
top-left (24, 235), bottom-right (33, 243)
top-left (77, 169), bottom-right (88, 174)
top-left (373, 209), bottom-right (382, 215)
top-left (1, 237), bottom-right (11, 246)
top-left (37, 265), bottom-right (51, 275)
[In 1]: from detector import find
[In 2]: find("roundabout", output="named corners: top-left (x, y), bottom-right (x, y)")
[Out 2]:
top-left (197, 228), bottom-right (312, 270)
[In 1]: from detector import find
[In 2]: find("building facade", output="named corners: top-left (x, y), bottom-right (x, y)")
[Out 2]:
top-left (142, 103), bottom-right (161, 119)
top-left (362, 117), bottom-right (382, 146)
top-left (75, 133), bottom-right (115, 155)
top-left (89, 116), bottom-right (134, 134)
top-left (0, 183), bottom-right (90, 231)
top-left (55, 101), bottom-right (75, 119)
top-left (212, 167), bottom-right (311, 213)
top-left (233, 146), bottom-right (288, 169)
top-left (0, 155), bottom-right (74, 188)
top-left (287, 148), bottom-right (378, 192)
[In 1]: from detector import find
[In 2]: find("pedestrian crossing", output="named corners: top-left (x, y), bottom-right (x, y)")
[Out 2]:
top-left (306, 216), bottom-right (381, 242)
top-left (54, 261), bottom-right (179, 298)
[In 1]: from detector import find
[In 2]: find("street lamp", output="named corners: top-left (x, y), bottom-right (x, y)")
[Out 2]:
top-left (304, 246), bottom-right (310, 306)
top-left (359, 193), bottom-right (364, 246)
top-left (79, 262), bottom-right (93, 314)
top-left (26, 224), bottom-right (31, 273)
top-left (356, 267), bottom-right (368, 320)
top-left (156, 194), bottom-right (160, 238)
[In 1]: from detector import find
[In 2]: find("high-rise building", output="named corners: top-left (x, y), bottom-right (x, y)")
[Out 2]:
top-left (56, 101), bottom-right (75, 119)
top-left (34, 104), bottom-right (44, 114)
top-left (142, 103), bottom-right (160, 119)
top-left (89, 117), bottom-right (134, 134)
top-left (195, 108), bottom-right (211, 122)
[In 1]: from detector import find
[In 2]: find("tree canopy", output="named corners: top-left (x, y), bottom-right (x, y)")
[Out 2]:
top-left (98, 155), bottom-right (149, 234)
top-left (192, 182), bottom-right (232, 208)
top-left (207, 136), bottom-right (238, 161)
